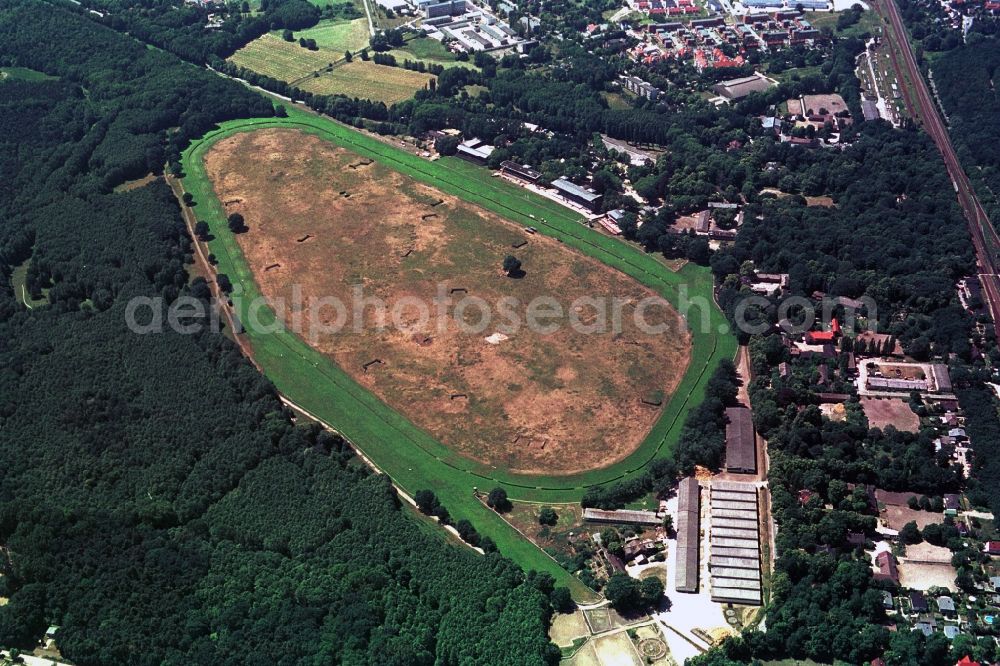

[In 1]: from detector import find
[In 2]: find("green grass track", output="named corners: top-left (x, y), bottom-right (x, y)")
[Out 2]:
top-left (181, 105), bottom-right (736, 597)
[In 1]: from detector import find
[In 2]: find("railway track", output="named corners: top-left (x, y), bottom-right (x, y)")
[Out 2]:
top-left (874, 0), bottom-right (1000, 339)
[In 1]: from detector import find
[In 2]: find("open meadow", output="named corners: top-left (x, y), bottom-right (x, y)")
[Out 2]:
top-left (203, 128), bottom-right (690, 475)
top-left (228, 33), bottom-right (435, 104)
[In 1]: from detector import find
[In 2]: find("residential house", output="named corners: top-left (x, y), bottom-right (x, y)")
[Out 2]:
top-left (937, 595), bottom-right (956, 617)
top-left (875, 551), bottom-right (899, 585)
top-left (909, 590), bottom-right (929, 613)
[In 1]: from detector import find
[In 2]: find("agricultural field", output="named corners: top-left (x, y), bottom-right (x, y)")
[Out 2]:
top-left (203, 128), bottom-right (690, 475)
top-left (229, 29), bottom-right (433, 104)
top-left (298, 60), bottom-right (434, 104)
top-left (296, 17), bottom-right (370, 52)
top-left (228, 33), bottom-right (336, 82)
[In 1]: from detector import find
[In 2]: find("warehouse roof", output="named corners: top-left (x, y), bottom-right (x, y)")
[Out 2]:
top-left (710, 497), bottom-right (757, 511)
top-left (710, 555), bottom-right (761, 569)
top-left (713, 73), bottom-right (775, 100)
top-left (712, 480), bottom-right (759, 493)
top-left (711, 567), bottom-right (761, 580)
top-left (711, 586), bottom-right (762, 604)
top-left (712, 517), bottom-right (759, 529)
top-left (711, 490), bottom-right (758, 503)
top-left (711, 508), bottom-right (759, 520)
top-left (711, 536), bottom-right (760, 549)
top-left (713, 526), bottom-right (759, 539)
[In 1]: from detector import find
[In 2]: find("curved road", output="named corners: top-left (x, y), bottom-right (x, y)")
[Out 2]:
top-left (874, 0), bottom-right (1000, 337)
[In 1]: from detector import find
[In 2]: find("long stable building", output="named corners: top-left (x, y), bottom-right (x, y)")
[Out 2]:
top-left (709, 480), bottom-right (762, 605)
top-left (582, 508), bottom-right (662, 527)
top-left (551, 177), bottom-right (603, 212)
top-left (724, 406), bottom-right (757, 474)
top-left (675, 477), bottom-right (701, 593)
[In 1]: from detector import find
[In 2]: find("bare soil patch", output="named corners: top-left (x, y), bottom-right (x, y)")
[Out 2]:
top-left (883, 505), bottom-right (942, 531)
top-left (876, 363), bottom-right (926, 380)
top-left (861, 397), bottom-right (920, 432)
top-left (898, 563), bottom-right (957, 591)
top-left (203, 128), bottom-right (691, 474)
top-left (801, 93), bottom-right (848, 116)
top-left (805, 195), bottom-right (835, 207)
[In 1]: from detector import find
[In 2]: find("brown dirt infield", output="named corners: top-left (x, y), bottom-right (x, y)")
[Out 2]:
top-left (860, 397), bottom-right (920, 433)
top-left (203, 128), bottom-right (690, 475)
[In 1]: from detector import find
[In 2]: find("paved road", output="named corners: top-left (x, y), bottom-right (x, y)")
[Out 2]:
top-left (874, 0), bottom-right (1000, 338)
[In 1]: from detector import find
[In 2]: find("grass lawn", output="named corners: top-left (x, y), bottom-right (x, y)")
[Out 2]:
top-left (298, 60), bottom-right (434, 103)
top-left (0, 66), bottom-right (56, 82)
top-left (809, 7), bottom-right (881, 39)
top-left (296, 17), bottom-right (370, 53)
top-left (180, 104), bottom-right (734, 599)
top-left (602, 91), bottom-right (632, 110)
top-left (773, 64), bottom-right (823, 83)
top-left (10, 258), bottom-right (47, 309)
top-left (388, 37), bottom-right (476, 69)
top-left (463, 84), bottom-right (488, 97)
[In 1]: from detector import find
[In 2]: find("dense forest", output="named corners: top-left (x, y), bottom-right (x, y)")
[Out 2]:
top-left (932, 35), bottom-right (1000, 223)
top-left (78, 0), bottom-right (328, 64)
top-left (0, 2), bottom-right (559, 663)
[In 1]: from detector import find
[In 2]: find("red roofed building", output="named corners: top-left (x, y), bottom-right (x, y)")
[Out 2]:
top-left (874, 551), bottom-right (899, 585)
top-left (805, 330), bottom-right (835, 344)
top-left (986, 541), bottom-right (1000, 556)
top-left (956, 657), bottom-right (980, 666)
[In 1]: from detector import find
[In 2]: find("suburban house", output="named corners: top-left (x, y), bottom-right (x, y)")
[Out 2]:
top-left (874, 551), bottom-right (899, 586)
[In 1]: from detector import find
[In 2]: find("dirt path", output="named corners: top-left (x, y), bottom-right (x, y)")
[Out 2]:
top-left (166, 174), bottom-right (261, 372)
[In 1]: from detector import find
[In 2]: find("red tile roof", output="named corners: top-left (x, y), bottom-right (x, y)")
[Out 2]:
top-left (805, 330), bottom-right (835, 343)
